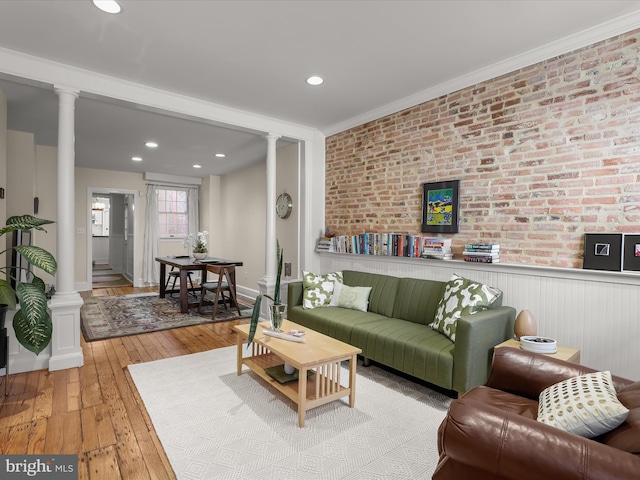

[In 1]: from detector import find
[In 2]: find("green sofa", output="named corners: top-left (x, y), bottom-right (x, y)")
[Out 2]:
top-left (287, 270), bottom-right (516, 394)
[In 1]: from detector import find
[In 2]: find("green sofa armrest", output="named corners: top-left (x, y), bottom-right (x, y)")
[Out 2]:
top-left (288, 281), bottom-right (304, 310)
top-left (452, 305), bottom-right (516, 393)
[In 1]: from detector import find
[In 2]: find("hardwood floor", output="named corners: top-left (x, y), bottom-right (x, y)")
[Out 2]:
top-left (0, 285), bottom-right (251, 479)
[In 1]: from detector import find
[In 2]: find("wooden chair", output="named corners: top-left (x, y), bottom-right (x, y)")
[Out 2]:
top-left (198, 264), bottom-right (241, 320)
top-left (165, 267), bottom-right (196, 297)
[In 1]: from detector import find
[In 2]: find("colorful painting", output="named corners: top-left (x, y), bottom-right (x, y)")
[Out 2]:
top-left (427, 188), bottom-right (454, 226)
top-left (421, 180), bottom-right (460, 233)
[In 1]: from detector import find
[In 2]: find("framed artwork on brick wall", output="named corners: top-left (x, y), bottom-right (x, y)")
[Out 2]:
top-left (421, 179), bottom-right (460, 234)
top-left (583, 233), bottom-right (623, 271)
top-left (622, 234), bottom-right (640, 271)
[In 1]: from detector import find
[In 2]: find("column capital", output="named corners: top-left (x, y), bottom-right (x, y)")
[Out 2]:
top-left (53, 85), bottom-right (80, 97)
top-left (265, 133), bottom-right (282, 142)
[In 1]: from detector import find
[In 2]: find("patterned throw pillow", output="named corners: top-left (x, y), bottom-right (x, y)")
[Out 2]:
top-left (538, 371), bottom-right (629, 438)
top-left (302, 271), bottom-right (343, 309)
top-left (429, 274), bottom-right (501, 342)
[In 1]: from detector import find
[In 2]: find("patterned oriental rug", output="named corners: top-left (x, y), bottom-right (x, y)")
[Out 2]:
top-left (128, 346), bottom-right (451, 480)
top-left (81, 293), bottom-right (253, 341)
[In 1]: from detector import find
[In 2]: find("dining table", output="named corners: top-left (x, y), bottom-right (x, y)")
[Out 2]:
top-left (156, 256), bottom-right (244, 313)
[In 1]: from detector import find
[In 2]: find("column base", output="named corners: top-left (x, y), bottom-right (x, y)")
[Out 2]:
top-left (48, 292), bottom-right (84, 371)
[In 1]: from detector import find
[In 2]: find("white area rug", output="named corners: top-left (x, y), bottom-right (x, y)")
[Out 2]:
top-left (128, 346), bottom-right (451, 479)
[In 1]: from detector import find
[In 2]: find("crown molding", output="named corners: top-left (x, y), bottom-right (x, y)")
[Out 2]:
top-left (323, 11), bottom-right (640, 137)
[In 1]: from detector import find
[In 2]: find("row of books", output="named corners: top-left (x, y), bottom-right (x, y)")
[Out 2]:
top-left (463, 243), bottom-right (500, 263)
top-left (317, 234), bottom-right (452, 259)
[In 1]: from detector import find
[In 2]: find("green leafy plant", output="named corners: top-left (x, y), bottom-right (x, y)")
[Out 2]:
top-left (0, 215), bottom-right (57, 355)
top-left (247, 241), bottom-right (283, 345)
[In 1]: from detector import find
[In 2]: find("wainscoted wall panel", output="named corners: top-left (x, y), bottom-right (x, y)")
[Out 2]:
top-left (318, 254), bottom-right (640, 381)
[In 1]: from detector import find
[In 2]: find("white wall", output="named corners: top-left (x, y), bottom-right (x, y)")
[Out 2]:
top-left (275, 142), bottom-right (299, 281)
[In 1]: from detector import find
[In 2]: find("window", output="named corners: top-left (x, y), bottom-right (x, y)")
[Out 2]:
top-left (157, 188), bottom-right (189, 237)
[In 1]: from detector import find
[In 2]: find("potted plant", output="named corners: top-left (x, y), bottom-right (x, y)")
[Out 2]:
top-left (183, 231), bottom-right (209, 260)
top-left (0, 215), bottom-right (57, 355)
top-left (247, 241), bottom-right (283, 345)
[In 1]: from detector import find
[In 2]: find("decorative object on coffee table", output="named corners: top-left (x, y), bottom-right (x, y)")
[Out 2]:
top-left (248, 241), bottom-right (283, 344)
top-left (514, 309), bottom-right (536, 339)
top-left (269, 303), bottom-right (286, 331)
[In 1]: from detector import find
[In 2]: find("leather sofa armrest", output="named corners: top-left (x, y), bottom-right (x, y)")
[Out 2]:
top-left (437, 398), bottom-right (640, 480)
top-left (287, 281), bottom-right (304, 310)
top-left (452, 306), bottom-right (516, 393)
top-left (487, 347), bottom-right (634, 399)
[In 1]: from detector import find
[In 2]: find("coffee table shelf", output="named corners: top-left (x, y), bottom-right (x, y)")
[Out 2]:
top-left (234, 320), bottom-right (361, 427)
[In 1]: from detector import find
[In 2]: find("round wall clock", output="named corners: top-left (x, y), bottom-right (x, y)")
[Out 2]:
top-left (276, 192), bottom-right (293, 219)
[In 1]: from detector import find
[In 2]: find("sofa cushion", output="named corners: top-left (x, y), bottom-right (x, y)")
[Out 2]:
top-left (537, 370), bottom-right (629, 438)
top-left (287, 304), bottom-right (387, 344)
top-left (392, 277), bottom-right (446, 325)
top-left (429, 274), bottom-right (501, 341)
top-left (343, 270), bottom-right (399, 317)
top-left (329, 282), bottom-right (372, 312)
top-left (600, 381), bottom-right (640, 453)
top-left (302, 270), bottom-right (343, 309)
top-left (350, 318), bottom-right (455, 389)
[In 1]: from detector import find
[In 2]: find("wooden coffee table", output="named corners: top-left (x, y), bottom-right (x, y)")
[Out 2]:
top-left (233, 319), bottom-right (361, 427)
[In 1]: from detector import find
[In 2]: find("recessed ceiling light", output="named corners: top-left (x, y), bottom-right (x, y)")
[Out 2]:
top-left (215, 153), bottom-right (226, 158)
top-left (145, 141), bottom-right (158, 148)
top-left (193, 164), bottom-right (202, 169)
top-left (92, 0), bottom-right (121, 14)
top-left (131, 156), bottom-right (142, 162)
top-left (306, 76), bottom-right (324, 86)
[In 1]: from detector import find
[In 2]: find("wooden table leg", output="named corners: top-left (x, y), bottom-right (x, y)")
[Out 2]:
top-left (179, 269), bottom-right (189, 313)
top-left (298, 367), bottom-right (307, 427)
top-left (348, 354), bottom-right (357, 408)
top-left (236, 333), bottom-right (243, 376)
top-left (158, 262), bottom-right (167, 298)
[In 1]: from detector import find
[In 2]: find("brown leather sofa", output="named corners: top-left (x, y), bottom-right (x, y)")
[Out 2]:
top-left (433, 346), bottom-right (640, 480)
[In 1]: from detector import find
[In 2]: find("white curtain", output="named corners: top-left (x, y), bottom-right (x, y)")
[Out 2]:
top-left (187, 187), bottom-right (199, 241)
top-left (187, 187), bottom-right (200, 281)
top-left (143, 184), bottom-right (160, 284)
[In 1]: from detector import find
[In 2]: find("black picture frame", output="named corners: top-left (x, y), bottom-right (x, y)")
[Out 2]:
top-left (622, 234), bottom-right (640, 271)
top-left (421, 179), bottom-right (460, 233)
top-left (583, 233), bottom-right (623, 271)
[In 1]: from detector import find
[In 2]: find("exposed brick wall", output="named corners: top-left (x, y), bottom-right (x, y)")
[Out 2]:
top-left (326, 29), bottom-right (640, 268)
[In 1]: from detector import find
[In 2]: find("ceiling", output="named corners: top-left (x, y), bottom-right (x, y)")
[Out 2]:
top-left (0, 0), bottom-right (640, 178)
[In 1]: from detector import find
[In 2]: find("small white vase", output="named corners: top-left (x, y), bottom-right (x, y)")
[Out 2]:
top-left (283, 363), bottom-right (295, 375)
top-left (193, 252), bottom-right (207, 260)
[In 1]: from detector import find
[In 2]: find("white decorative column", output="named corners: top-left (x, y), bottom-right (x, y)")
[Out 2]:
top-left (257, 133), bottom-right (281, 317)
top-left (48, 85), bottom-right (84, 371)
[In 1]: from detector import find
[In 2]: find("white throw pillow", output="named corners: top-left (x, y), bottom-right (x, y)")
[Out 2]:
top-left (329, 281), bottom-right (343, 307)
top-left (330, 282), bottom-right (372, 312)
top-left (537, 371), bottom-right (629, 438)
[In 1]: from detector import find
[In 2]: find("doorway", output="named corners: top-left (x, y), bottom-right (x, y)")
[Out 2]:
top-left (87, 188), bottom-right (138, 289)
